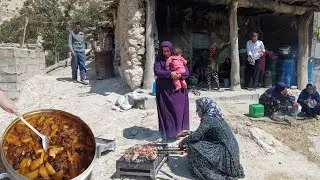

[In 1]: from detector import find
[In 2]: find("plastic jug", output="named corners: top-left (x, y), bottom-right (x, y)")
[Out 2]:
top-left (292, 104), bottom-right (301, 119)
top-left (249, 104), bottom-right (264, 118)
top-left (223, 79), bottom-right (230, 88)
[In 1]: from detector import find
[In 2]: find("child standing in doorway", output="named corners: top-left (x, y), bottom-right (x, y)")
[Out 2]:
top-left (165, 47), bottom-right (188, 91)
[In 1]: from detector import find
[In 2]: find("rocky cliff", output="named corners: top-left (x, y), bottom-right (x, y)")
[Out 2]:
top-left (0, 0), bottom-right (25, 24)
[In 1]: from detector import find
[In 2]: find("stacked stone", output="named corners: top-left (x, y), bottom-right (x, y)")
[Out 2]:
top-left (115, 0), bottom-right (146, 90)
top-left (0, 45), bottom-right (45, 99)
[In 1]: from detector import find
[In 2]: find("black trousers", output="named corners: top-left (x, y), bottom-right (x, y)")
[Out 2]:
top-left (301, 104), bottom-right (320, 116)
top-left (245, 59), bottom-right (261, 88)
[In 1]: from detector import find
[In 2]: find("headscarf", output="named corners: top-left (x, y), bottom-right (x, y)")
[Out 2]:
top-left (156, 41), bottom-right (173, 62)
top-left (196, 97), bottom-right (223, 120)
top-left (275, 82), bottom-right (286, 94)
top-left (266, 82), bottom-right (286, 99)
top-left (306, 83), bottom-right (317, 94)
top-left (298, 82), bottom-right (320, 105)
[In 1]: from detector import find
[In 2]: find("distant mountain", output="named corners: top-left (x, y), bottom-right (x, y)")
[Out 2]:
top-left (0, 0), bottom-right (25, 24)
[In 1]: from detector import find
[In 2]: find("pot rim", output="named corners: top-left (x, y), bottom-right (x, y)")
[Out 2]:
top-left (1, 109), bottom-right (97, 180)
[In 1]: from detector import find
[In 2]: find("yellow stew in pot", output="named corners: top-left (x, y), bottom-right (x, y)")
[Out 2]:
top-left (3, 115), bottom-right (95, 180)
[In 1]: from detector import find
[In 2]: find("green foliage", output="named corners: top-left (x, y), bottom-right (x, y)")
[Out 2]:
top-left (45, 51), bottom-right (56, 67)
top-left (0, 0), bottom-right (111, 66)
top-left (0, 16), bottom-right (25, 43)
top-left (71, 1), bottom-right (108, 28)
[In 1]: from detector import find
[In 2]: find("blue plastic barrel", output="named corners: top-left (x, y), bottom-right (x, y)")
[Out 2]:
top-left (152, 81), bottom-right (156, 96)
top-left (308, 60), bottom-right (313, 83)
top-left (277, 59), bottom-right (297, 87)
top-left (223, 79), bottom-right (230, 88)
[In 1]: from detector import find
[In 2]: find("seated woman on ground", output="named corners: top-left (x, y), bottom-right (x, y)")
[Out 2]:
top-left (177, 97), bottom-right (245, 180)
top-left (297, 83), bottom-right (320, 119)
top-left (259, 82), bottom-right (298, 117)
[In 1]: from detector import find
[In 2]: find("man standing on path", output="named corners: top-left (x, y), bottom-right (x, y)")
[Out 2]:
top-left (68, 23), bottom-right (88, 85)
top-left (245, 32), bottom-right (265, 90)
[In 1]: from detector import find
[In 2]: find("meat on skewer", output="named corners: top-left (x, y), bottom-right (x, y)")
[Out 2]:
top-left (122, 144), bottom-right (163, 162)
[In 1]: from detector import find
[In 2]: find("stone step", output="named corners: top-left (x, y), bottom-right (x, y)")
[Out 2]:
top-left (145, 90), bottom-right (260, 109)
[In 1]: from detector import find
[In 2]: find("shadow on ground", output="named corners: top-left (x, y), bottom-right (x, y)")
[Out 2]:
top-left (166, 156), bottom-right (195, 180)
top-left (123, 126), bottom-right (161, 141)
top-left (59, 60), bottom-right (128, 96)
top-left (87, 78), bottom-right (128, 96)
top-left (109, 156), bottom-right (194, 180)
top-left (86, 61), bottom-right (129, 96)
top-left (56, 77), bottom-right (75, 82)
top-left (86, 60), bottom-right (97, 81)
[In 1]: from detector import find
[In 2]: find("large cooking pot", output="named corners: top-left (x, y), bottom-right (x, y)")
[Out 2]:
top-left (0, 109), bottom-right (96, 180)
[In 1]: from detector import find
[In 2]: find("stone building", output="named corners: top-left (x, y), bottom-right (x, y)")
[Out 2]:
top-left (0, 44), bottom-right (45, 99)
top-left (106, 0), bottom-right (320, 91)
top-left (2, 0), bottom-right (320, 91)
top-left (114, 0), bottom-right (146, 90)
top-left (311, 12), bottom-right (320, 89)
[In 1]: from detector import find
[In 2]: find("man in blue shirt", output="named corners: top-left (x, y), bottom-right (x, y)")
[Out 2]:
top-left (68, 23), bottom-right (88, 85)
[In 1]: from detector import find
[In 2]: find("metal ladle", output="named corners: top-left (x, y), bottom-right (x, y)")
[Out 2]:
top-left (16, 114), bottom-right (49, 151)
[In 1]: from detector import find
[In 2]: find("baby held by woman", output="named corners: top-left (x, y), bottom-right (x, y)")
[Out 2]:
top-left (165, 47), bottom-right (188, 91)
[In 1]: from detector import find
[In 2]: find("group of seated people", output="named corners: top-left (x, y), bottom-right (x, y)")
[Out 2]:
top-left (259, 82), bottom-right (320, 119)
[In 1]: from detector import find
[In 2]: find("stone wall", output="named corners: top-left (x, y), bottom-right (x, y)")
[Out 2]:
top-left (312, 13), bottom-right (320, 88)
top-left (115, 0), bottom-right (146, 90)
top-left (0, 44), bottom-right (45, 99)
top-left (312, 58), bottom-right (320, 88)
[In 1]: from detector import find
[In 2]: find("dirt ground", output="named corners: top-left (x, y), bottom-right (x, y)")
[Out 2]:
top-left (0, 61), bottom-right (319, 180)
top-left (223, 102), bottom-right (320, 165)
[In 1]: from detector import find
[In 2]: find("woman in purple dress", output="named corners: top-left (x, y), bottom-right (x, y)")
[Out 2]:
top-left (154, 41), bottom-right (190, 142)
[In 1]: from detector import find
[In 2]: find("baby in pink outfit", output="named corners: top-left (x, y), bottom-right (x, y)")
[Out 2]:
top-left (165, 48), bottom-right (187, 91)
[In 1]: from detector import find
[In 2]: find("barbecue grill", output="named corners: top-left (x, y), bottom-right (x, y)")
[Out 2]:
top-left (116, 143), bottom-right (186, 180)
